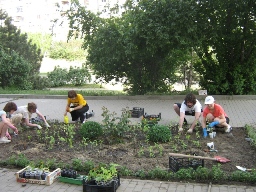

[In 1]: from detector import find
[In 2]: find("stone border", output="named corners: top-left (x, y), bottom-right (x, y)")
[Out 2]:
top-left (0, 94), bottom-right (256, 100)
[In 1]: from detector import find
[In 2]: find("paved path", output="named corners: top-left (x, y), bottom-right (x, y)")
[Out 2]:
top-left (1, 167), bottom-right (256, 192)
top-left (0, 95), bottom-right (256, 191)
top-left (0, 95), bottom-right (256, 127)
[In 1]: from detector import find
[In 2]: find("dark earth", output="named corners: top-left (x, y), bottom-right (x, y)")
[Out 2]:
top-left (1, 121), bottom-right (256, 184)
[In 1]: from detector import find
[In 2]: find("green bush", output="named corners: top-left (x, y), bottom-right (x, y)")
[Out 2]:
top-left (47, 66), bottom-right (68, 87)
top-left (147, 124), bottom-right (171, 143)
top-left (194, 166), bottom-right (210, 180)
top-left (80, 121), bottom-right (103, 140)
top-left (67, 65), bottom-right (91, 86)
top-left (31, 75), bottom-right (50, 90)
top-left (211, 164), bottom-right (226, 181)
top-left (0, 47), bottom-right (33, 89)
top-left (49, 40), bottom-right (86, 61)
top-left (175, 167), bottom-right (194, 180)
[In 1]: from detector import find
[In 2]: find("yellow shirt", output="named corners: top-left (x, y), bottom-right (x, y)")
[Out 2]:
top-left (67, 94), bottom-right (87, 107)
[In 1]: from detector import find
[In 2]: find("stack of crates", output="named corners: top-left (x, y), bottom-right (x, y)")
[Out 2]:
top-left (130, 107), bottom-right (144, 118)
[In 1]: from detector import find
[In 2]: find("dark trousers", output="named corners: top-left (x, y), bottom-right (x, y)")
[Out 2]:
top-left (70, 104), bottom-right (89, 123)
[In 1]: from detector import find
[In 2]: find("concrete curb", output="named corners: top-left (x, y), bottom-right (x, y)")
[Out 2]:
top-left (0, 94), bottom-right (256, 100)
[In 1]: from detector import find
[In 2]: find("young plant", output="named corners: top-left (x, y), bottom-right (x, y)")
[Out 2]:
top-left (101, 107), bottom-right (131, 142)
top-left (147, 125), bottom-right (171, 143)
top-left (138, 146), bottom-right (144, 157)
top-left (87, 163), bottom-right (119, 185)
top-left (149, 146), bottom-right (155, 158)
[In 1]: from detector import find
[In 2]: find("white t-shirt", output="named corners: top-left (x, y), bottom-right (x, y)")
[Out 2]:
top-left (180, 99), bottom-right (202, 114)
top-left (13, 106), bottom-right (39, 119)
top-left (0, 110), bottom-right (6, 122)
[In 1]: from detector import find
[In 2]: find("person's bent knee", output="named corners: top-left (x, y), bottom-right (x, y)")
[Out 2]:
top-left (206, 113), bottom-right (214, 122)
top-left (11, 114), bottom-right (23, 126)
top-left (173, 104), bottom-right (178, 110)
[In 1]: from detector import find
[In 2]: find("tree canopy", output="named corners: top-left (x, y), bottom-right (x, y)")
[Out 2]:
top-left (68, 0), bottom-right (256, 95)
top-left (195, 0), bottom-right (256, 94)
top-left (0, 9), bottom-right (43, 89)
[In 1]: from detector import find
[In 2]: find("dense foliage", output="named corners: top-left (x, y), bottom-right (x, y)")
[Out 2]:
top-left (0, 10), bottom-right (44, 89)
top-left (67, 0), bottom-right (256, 95)
top-left (49, 39), bottom-right (87, 61)
top-left (67, 0), bottom-right (199, 94)
top-left (194, 0), bottom-right (256, 94)
top-left (47, 65), bottom-right (91, 87)
top-left (80, 121), bottom-right (103, 140)
top-left (147, 125), bottom-right (171, 143)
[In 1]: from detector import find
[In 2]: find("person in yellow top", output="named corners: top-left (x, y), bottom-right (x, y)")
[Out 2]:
top-left (64, 90), bottom-right (89, 123)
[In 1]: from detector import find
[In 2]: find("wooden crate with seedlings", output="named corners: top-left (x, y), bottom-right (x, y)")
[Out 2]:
top-left (15, 166), bottom-right (61, 185)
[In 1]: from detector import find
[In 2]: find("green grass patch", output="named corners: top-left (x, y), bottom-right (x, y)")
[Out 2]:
top-left (0, 88), bottom-right (126, 96)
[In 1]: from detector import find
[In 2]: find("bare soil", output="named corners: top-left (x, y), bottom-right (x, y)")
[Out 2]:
top-left (1, 122), bottom-right (256, 183)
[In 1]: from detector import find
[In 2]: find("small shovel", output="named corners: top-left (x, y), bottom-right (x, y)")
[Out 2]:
top-left (236, 166), bottom-right (252, 172)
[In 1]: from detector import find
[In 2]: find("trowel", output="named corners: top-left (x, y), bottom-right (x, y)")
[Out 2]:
top-left (236, 166), bottom-right (252, 172)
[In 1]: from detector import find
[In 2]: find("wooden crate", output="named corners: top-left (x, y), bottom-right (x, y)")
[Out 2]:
top-left (15, 166), bottom-right (61, 185)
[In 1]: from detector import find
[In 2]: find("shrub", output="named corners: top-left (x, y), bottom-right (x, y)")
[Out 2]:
top-left (47, 66), bottom-right (68, 87)
top-left (194, 166), bottom-right (210, 180)
top-left (67, 65), bottom-right (91, 86)
top-left (211, 164), bottom-right (226, 181)
top-left (80, 121), bottom-right (103, 140)
top-left (175, 167), bottom-right (194, 180)
top-left (147, 124), bottom-right (171, 143)
top-left (101, 107), bottom-right (131, 140)
top-left (31, 75), bottom-right (50, 90)
top-left (0, 47), bottom-right (33, 89)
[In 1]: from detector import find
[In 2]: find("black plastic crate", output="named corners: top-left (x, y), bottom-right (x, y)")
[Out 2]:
top-left (143, 113), bottom-right (161, 120)
top-left (83, 175), bottom-right (120, 192)
top-left (130, 107), bottom-right (144, 118)
top-left (169, 156), bottom-right (204, 172)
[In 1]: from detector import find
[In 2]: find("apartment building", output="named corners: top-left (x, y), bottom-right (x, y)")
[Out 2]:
top-left (0, 0), bottom-right (126, 37)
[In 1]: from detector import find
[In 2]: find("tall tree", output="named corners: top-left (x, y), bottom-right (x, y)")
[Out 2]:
top-left (67, 0), bottom-right (200, 94)
top-left (0, 10), bottom-right (43, 77)
top-left (194, 0), bottom-right (256, 94)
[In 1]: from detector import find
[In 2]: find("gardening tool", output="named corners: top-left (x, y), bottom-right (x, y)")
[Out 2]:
top-left (236, 166), bottom-right (252, 172)
top-left (169, 153), bottom-right (231, 163)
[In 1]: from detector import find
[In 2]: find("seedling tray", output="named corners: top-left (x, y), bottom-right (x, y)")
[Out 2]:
top-left (83, 175), bottom-right (120, 192)
top-left (143, 113), bottom-right (161, 120)
top-left (59, 175), bottom-right (87, 185)
top-left (15, 166), bottom-right (61, 185)
top-left (169, 156), bottom-right (204, 172)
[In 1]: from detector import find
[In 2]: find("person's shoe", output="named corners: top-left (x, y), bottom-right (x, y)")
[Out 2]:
top-left (0, 137), bottom-right (11, 143)
top-left (80, 113), bottom-right (87, 123)
top-left (225, 126), bottom-right (232, 133)
top-left (178, 128), bottom-right (183, 132)
top-left (187, 128), bottom-right (193, 134)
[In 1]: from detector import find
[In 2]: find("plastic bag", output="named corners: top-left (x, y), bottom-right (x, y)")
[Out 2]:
top-left (64, 115), bottom-right (69, 124)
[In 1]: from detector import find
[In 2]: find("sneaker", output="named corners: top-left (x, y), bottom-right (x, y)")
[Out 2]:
top-left (0, 137), bottom-right (11, 143)
top-left (178, 128), bottom-right (183, 132)
top-left (82, 119), bottom-right (86, 124)
top-left (187, 129), bottom-right (193, 134)
top-left (225, 126), bottom-right (232, 133)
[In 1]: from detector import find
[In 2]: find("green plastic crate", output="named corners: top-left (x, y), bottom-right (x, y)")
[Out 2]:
top-left (59, 175), bottom-right (87, 185)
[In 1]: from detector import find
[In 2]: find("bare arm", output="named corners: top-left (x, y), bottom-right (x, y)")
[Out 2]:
top-left (190, 112), bottom-right (201, 130)
top-left (1, 114), bottom-right (18, 134)
top-left (36, 111), bottom-right (47, 124)
top-left (179, 112), bottom-right (185, 128)
top-left (24, 118), bottom-right (39, 128)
